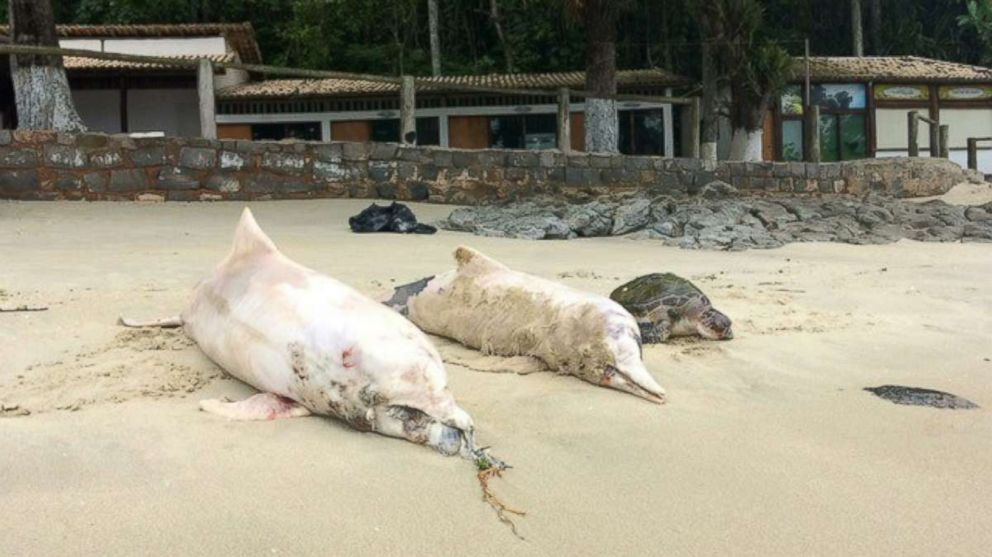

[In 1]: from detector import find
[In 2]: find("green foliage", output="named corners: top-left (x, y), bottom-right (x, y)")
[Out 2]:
top-left (0, 0), bottom-right (988, 78)
top-left (958, 0), bottom-right (992, 63)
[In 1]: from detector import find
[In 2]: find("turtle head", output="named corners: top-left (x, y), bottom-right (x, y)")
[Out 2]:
top-left (696, 308), bottom-right (733, 340)
top-left (598, 309), bottom-right (667, 404)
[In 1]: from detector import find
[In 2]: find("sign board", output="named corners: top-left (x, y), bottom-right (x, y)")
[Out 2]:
top-left (939, 85), bottom-right (992, 100)
top-left (874, 84), bottom-right (929, 101)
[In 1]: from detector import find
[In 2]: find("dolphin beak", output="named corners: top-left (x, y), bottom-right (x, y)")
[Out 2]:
top-left (603, 366), bottom-right (667, 404)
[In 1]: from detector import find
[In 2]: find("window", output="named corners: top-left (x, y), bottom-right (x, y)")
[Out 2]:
top-left (252, 122), bottom-right (321, 141)
top-left (490, 114), bottom-right (557, 150)
top-left (619, 109), bottom-right (665, 156)
top-left (369, 117), bottom-right (441, 145)
top-left (778, 83), bottom-right (867, 161)
top-left (782, 120), bottom-right (803, 161)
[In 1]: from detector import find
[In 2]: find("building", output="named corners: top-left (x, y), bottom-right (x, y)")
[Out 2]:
top-left (215, 69), bottom-right (694, 157)
top-left (0, 22), bottom-right (258, 135)
top-left (768, 56), bottom-right (992, 172)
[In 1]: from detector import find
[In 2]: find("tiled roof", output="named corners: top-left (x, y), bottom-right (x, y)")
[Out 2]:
top-left (62, 52), bottom-right (235, 72)
top-left (217, 68), bottom-right (691, 99)
top-left (798, 56), bottom-right (992, 83)
top-left (0, 22), bottom-right (261, 64)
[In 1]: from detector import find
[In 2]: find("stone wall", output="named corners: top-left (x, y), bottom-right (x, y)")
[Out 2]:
top-left (0, 130), bottom-right (975, 202)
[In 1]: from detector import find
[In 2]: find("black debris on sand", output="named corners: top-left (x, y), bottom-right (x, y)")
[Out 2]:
top-left (864, 385), bottom-right (980, 409)
top-left (349, 202), bottom-right (437, 234)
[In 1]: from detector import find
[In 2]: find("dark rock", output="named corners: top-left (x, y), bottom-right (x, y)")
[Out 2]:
top-left (695, 180), bottom-right (739, 198)
top-left (0, 170), bottom-right (38, 193)
top-left (131, 147), bottom-right (166, 167)
top-left (179, 147), bottom-right (216, 169)
top-left (611, 198), bottom-right (652, 234)
top-left (0, 148), bottom-right (38, 168)
top-left (564, 201), bottom-right (614, 237)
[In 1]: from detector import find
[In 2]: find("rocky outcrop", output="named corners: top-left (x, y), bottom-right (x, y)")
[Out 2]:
top-left (439, 193), bottom-right (992, 250)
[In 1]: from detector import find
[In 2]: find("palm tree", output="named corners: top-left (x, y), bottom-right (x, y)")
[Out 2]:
top-left (691, 0), bottom-right (791, 161)
top-left (8, 0), bottom-right (87, 131)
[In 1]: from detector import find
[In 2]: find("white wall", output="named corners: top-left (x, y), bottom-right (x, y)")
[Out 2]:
top-left (876, 107), bottom-right (930, 149)
top-left (128, 89), bottom-right (200, 137)
top-left (71, 89), bottom-right (121, 133)
top-left (938, 108), bottom-right (992, 149)
top-left (60, 37), bottom-right (228, 57)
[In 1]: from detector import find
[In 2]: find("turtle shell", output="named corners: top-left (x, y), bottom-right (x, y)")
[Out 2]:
top-left (609, 273), bottom-right (710, 318)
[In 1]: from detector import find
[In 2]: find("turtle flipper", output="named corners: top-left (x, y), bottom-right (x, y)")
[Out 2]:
top-left (638, 319), bottom-right (671, 344)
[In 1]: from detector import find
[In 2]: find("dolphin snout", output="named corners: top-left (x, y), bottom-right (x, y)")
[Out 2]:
top-left (602, 365), bottom-right (667, 404)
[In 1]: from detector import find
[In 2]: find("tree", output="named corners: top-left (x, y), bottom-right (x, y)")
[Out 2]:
top-left (693, 0), bottom-right (790, 161)
top-left (428, 0), bottom-right (441, 75)
top-left (868, 0), bottom-right (883, 54)
top-left (567, 0), bottom-right (628, 153)
top-left (690, 1), bottom-right (727, 161)
top-left (8, 0), bottom-right (87, 131)
top-left (958, 0), bottom-right (992, 64)
top-left (851, 0), bottom-right (863, 56)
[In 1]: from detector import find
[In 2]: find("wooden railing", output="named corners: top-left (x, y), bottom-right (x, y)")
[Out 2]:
top-left (907, 111), bottom-right (949, 158)
top-left (966, 137), bottom-right (992, 170)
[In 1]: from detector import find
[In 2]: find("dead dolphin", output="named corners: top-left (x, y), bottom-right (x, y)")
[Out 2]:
top-left (120, 208), bottom-right (503, 468)
top-left (387, 246), bottom-right (667, 404)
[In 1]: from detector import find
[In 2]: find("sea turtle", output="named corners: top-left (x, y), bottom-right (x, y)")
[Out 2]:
top-left (609, 273), bottom-right (733, 343)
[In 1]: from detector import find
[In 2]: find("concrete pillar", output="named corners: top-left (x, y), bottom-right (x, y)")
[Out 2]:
top-left (939, 125), bottom-right (949, 158)
top-left (968, 138), bottom-right (979, 170)
top-left (557, 87), bottom-right (571, 153)
top-left (400, 75), bottom-right (416, 145)
top-left (197, 58), bottom-right (217, 139)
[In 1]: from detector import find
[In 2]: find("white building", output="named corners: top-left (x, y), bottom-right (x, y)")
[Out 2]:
top-left (0, 22), bottom-right (257, 135)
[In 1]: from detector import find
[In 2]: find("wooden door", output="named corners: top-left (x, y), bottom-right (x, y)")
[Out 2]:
top-left (448, 115), bottom-right (490, 149)
top-left (217, 124), bottom-right (252, 140)
top-left (570, 113), bottom-right (585, 152)
top-left (331, 120), bottom-right (372, 142)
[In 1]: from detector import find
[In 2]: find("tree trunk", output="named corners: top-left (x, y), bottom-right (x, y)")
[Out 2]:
top-left (700, 42), bottom-right (719, 161)
top-left (851, 0), bottom-right (864, 57)
top-left (868, 0), bottom-right (882, 54)
top-left (728, 128), bottom-right (763, 161)
top-left (583, 0), bottom-right (619, 154)
top-left (8, 0), bottom-right (86, 131)
top-left (428, 0), bottom-right (441, 76)
top-left (489, 0), bottom-right (514, 73)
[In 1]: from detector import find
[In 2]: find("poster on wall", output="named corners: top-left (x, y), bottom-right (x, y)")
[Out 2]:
top-left (874, 84), bottom-right (929, 101)
top-left (811, 84), bottom-right (866, 109)
top-left (939, 85), bottom-right (992, 100)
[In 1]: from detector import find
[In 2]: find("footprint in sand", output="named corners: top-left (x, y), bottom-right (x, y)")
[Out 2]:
top-left (0, 328), bottom-right (221, 417)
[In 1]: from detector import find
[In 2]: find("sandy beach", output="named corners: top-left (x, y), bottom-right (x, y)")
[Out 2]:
top-left (2, 197), bottom-right (991, 556)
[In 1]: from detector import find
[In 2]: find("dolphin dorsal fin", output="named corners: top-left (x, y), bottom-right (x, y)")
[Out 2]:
top-left (229, 207), bottom-right (279, 260)
top-left (453, 246), bottom-right (507, 274)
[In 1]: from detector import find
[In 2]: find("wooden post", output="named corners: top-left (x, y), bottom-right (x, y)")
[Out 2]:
top-left (908, 111), bottom-right (919, 157)
top-left (557, 87), bottom-right (571, 152)
top-left (688, 96), bottom-right (701, 159)
top-left (929, 119), bottom-right (940, 158)
top-left (938, 125), bottom-right (949, 158)
top-left (197, 58), bottom-right (217, 139)
top-left (805, 105), bottom-right (821, 163)
top-left (400, 75), bottom-right (416, 145)
top-left (968, 138), bottom-right (978, 170)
